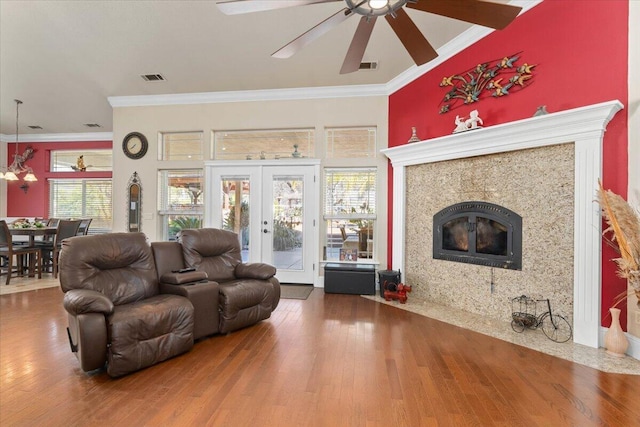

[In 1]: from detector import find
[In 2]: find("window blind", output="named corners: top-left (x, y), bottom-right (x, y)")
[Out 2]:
top-left (324, 168), bottom-right (376, 219)
top-left (49, 179), bottom-right (112, 233)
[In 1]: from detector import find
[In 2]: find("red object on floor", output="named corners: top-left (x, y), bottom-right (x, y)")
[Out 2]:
top-left (383, 282), bottom-right (412, 304)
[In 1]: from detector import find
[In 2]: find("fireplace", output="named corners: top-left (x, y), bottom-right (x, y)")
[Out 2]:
top-left (381, 101), bottom-right (623, 348)
top-left (433, 201), bottom-right (522, 270)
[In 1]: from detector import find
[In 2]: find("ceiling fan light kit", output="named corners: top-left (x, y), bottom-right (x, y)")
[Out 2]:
top-left (217, 0), bottom-right (522, 74)
top-left (368, 0), bottom-right (389, 10)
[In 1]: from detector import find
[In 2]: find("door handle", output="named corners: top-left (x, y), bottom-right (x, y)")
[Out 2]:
top-left (263, 229), bottom-right (270, 233)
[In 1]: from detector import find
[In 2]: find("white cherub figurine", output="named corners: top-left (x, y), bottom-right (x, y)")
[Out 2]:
top-left (465, 109), bottom-right (483, 129)
top-left (454, 115), bottom-right (467, 133)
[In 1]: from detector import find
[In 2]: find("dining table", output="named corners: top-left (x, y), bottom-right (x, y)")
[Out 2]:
top-left (8, 227), bottom-right (57, 277)
top-left (9, 227), bottom-right (58, 247)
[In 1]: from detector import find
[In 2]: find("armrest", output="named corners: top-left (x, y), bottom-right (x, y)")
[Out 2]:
top-left (63, 289), bottom-right (114, 316)
top-left (235, 263), bottom-right (276, 280)
top-left (160, 270), bottom-right (208, 285)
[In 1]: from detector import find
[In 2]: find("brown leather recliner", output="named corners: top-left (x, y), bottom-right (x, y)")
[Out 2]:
top-left (178, 228), bottom-right (281, 334)
top-left (59, 233), bottom-right (194, 377)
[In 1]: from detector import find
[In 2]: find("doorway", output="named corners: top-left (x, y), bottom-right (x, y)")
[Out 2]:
top-left (205, 160), bottom-right (319, 284)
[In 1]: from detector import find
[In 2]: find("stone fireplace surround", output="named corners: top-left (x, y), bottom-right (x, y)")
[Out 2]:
top-left (382, 100), bottom-right (623, 349)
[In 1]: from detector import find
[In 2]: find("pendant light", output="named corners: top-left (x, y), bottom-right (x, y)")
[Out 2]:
top-left (1, 99), bottom-right (37, 182)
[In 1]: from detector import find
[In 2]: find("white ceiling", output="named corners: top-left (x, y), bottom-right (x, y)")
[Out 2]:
top-left (0, 0), bottom-right (518, 136)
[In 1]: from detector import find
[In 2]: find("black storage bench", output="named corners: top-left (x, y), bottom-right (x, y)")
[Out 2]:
top-left (324, 263), bottom-right (375, 295)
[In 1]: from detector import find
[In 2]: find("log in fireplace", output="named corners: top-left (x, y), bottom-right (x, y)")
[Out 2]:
top-left (433, 201), bottom-right (522, 270)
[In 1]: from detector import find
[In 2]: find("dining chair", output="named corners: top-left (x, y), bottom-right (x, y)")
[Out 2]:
top-left (76, 218), bottom-right (92, 236)
top-left (38, 219), bottom-right (82, 278)
top-left (0, 220), bottom-right (43, 285)
top-left (8, 218), bottom-right (29, 246)
top-left (33, 218), bottom-right (62, 244)
top-left (46, 218), bottom-right (61, 227)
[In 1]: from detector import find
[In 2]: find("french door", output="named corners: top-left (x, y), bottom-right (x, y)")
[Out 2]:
top-left (205, 160), bottom-right (319, 284)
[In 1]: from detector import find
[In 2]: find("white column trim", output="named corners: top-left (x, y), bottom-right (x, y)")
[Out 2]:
top-left (381, 100), bottom-right (623, 348)
top-left (391, 165), bottom-right (406, 273)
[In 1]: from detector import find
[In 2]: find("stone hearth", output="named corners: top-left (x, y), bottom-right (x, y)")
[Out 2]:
top-left (382, 101), bottom-right (623, 349)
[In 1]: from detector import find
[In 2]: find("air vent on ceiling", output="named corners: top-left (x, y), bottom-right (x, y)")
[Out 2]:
top-left (359, 61), bottom-right (378, 71)
top-left (28, 125), bottom-right (43, 130)
top-left (84, 123), bottom-right (101, 128)
top-left (141, 73), bottom-right (166, 81)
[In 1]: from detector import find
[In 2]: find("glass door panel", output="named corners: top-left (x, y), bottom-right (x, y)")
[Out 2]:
top-left (270, 175), bottom-right (304, 271)
top-left (262, 166), bottom-right (316, 284)
top-left (220, 176), bottom-right (251, 262)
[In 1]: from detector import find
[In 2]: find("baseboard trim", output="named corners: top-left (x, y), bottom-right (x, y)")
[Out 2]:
top-left (599, 326), bottom-right (640, 360)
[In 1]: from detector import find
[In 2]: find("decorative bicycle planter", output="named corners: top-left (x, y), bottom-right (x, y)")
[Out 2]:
top-left (510, 295), bottom-right (573, 343)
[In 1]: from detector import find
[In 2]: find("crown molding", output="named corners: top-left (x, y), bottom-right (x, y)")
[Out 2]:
top-left (0, 132), bottom-right (113, 143)
top-left (108, 84), bottom-right (389, 107)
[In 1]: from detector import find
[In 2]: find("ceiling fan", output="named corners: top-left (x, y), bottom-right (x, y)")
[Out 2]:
top-left (216, 0), bottom-right (522, 74)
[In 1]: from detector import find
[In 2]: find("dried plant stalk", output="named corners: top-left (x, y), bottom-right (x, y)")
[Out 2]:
top-left (597, 181), bottom-right (640, 304)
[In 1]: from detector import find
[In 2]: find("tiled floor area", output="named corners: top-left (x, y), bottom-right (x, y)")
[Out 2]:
top-left (0, 276), bottom-right (60, 295)
top-left (362, 294), bottom-right (639, 375)
top-left (2, 277), bottom-right (638, 374)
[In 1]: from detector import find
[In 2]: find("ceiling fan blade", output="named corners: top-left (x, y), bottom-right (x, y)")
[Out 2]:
top-left (340, 17), bottom-right (377, 74)
top-left (407, 0), bottom-right (522, 30)
top-left (217, 0), bottom-right (341, 16)
top-left (272, 8), bottom-right (354, 59)
top-left (385, 8), bottom-right (438, 66)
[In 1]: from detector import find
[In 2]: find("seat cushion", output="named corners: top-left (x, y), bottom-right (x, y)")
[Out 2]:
top-left (107, 294), bottom-right (194, 377)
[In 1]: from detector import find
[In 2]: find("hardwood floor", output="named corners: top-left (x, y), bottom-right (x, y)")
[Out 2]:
top-left (1, 287), bottom-right (639, 426)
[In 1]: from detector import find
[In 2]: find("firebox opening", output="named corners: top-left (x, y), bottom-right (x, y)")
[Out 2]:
top-left (434, 202), bottom-right (522, 270)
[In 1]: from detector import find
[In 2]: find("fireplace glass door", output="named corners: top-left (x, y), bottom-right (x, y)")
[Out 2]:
top-left (434, 201), bottom-right (522, 270)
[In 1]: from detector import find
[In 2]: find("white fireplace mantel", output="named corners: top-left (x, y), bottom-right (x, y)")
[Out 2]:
top-left (381, 100), bottom-right (624, 348)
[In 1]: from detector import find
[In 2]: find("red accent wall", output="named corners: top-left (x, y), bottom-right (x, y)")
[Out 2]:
top-left (6, 140), bottom-right (113, 218)
top-left (388, 1), bottom-right (629, 328)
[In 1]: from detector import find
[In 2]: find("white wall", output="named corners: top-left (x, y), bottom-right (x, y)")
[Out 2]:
top-left (111, 95), bottom-right (389, 266)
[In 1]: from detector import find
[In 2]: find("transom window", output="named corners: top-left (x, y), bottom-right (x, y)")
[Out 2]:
top-left (214, 129), bottom-right (314, 160)
top-left (160, 131), bottom-right (204, 161)
top-left (50, 149), bottom-right (112, 172)
top-left (325, 127), bottom-right (376, 159)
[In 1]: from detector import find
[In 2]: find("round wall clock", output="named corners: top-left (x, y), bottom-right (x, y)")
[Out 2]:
top-left (122, 132), bottom-right (148, 160)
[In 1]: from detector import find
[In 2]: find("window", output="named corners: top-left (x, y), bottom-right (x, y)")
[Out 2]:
top-left (49, 179), bottom-right (112, 233)
top-left (323, 168), bottom-right (376, 260)
top-left (51, 149), bottom-right (112, 172)
top-left (158, 169), bottom-right (203, 240)
top-left (214, 129), bottom-right (314, 160)
top-left (325, 127), bottom-right (376, 159)
top-left (160, 132), bottom-right (203, 160)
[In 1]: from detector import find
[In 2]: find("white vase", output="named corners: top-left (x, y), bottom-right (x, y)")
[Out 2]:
top-left (604, 307), bottom-right (628, 357)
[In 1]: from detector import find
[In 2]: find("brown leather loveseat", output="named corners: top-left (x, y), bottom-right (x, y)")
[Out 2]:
top-left (59, 229), bottom-right (281, 377)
